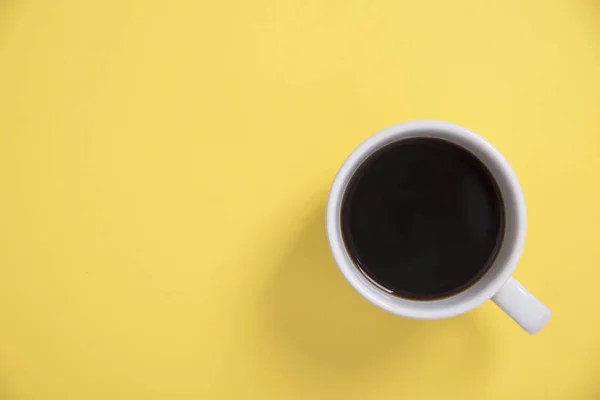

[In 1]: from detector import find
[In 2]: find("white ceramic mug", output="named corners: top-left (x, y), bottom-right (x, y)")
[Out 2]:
top-left (327, 121), bottom-right (551, 334)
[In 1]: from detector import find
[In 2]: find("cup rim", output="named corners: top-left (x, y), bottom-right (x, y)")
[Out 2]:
top-left (326, 121), bottom-right (527, 319)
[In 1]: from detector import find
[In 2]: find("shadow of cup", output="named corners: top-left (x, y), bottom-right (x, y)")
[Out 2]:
top-left (260, 200), bottom-right (491, 392)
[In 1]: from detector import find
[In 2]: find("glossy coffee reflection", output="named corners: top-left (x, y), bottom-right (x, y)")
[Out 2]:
top-left (341, 138), bottom-right (505, 300)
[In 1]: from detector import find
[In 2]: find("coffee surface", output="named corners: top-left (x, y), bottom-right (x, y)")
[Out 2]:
top-left (341, 138), bottom-right (505, 300)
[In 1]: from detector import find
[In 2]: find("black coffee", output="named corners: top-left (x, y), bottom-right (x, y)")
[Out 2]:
top-left (341, 138), bottom-right (504, 300)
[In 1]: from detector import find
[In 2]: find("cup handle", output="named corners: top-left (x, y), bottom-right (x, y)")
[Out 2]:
top-left (491, 277), bottom-right (552, 334)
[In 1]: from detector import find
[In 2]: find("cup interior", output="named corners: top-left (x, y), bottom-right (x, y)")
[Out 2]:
top-left (326, 121), bottom-right (526, 319)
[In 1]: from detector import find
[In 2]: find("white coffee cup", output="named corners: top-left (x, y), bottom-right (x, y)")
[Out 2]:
top-left (327, 121), bottom-right (551, 334)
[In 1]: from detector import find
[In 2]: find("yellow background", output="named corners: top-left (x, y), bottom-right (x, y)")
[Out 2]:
top-left (0, 0), bottom-right (599, 398)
